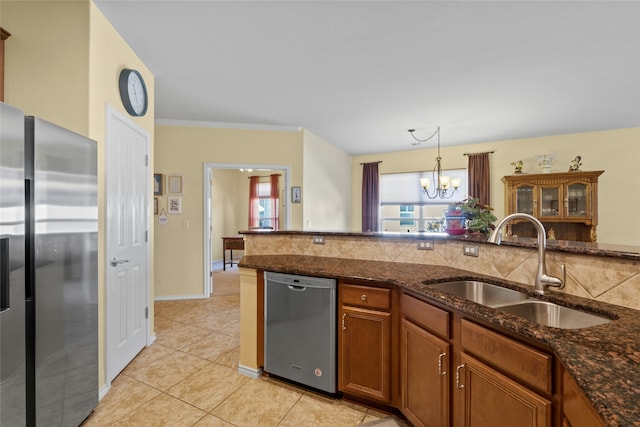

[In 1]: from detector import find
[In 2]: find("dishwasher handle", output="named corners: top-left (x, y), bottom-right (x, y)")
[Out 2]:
top-left (266, 276), bottom-right (335, 289)
top-left (287, 284), bottom-right (307, 291)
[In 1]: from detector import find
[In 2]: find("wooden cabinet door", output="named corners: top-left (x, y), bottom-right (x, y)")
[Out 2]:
top-left (339, 305), bottom-right (391, 402)
top-left (459, 353), bottom-right (551, 427)
top-left (513, 183), bottom-right (535, 215)
top-left (562, 370), bottom-right (605, 427)
top-left (538, 185), bottom-right (562, 220)
top-left (564, 181), bottom-right (592, 220)
top-left (400, 318), bottom-right (450, 427)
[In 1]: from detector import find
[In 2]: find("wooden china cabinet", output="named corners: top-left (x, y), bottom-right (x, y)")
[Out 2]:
top-left (502, 171), bottom-right (604, 242)
top-left (0, 27), bottom-right (10, 102)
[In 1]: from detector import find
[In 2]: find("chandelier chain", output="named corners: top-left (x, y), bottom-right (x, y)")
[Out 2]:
top-left (408, 126), bottom-right (459, 199)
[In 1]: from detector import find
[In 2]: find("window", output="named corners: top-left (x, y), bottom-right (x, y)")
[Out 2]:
top-left (249, 175), bottom-right (280, 230)
top-left (380, 170), bottom-right (467, 232)
top-left (256, 182), bottom-right (276, 228)
top-left (399, 205), bottom-right (415, 226)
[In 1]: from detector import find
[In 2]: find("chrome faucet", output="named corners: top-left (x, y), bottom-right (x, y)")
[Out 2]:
top-left (487, 213), bottom-right (565, 295)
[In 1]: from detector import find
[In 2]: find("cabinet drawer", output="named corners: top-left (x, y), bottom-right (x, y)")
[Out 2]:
top-left (342, 283), bottom-right (390, 310)
top-left (461, 319), bottom-right (552, 394)
top-left (401, 293), bottom-right (449, 339)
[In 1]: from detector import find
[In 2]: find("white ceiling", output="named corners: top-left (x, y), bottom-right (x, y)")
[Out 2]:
top-left (93, 0), bottom-right (640, 155)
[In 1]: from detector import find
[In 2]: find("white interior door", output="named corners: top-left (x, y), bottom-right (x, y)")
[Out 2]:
top-left (105, 106), bottom-right (150, 382)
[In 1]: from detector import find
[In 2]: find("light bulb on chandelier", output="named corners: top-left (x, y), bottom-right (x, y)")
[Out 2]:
top-left (408, 126), bottom-right (461, 199)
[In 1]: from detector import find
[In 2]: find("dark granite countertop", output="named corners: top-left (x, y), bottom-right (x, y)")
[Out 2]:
top-left (240, 229), bottom-right (640, 261)
top-left (239, 254), bottom-right (640, 427)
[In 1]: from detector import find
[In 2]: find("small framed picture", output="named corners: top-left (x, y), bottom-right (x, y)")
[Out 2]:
top-left (154, 197), bottom-right (158, 215)
top-left (153, 174), bottom-right (163, 195)
top-left (168, 197), bottom-right (182, 214)
top-left (292, 186), bottom-right (301, 203)
top-left (167, 175), bottom-right (183, 194)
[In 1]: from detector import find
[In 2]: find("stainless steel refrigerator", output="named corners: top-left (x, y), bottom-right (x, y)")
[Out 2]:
top-left (1, 102), bottom-right (98, 426)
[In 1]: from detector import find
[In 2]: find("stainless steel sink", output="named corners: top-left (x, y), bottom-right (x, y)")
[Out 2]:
top-left (428, 281), bottom-right (612, 329)
top-left (428, 281), bottom-right (529, 307)
top-left (498, 300), bottom-right (612, 329)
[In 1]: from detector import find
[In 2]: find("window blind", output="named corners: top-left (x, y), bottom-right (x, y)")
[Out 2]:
top-left (380, 170), bottom-right (468, 205)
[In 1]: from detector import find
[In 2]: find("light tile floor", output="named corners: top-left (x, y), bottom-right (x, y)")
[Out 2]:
top-left (82, 277), bottom-right (396, 426)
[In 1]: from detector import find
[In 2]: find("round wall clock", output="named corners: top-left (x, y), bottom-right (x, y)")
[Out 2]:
top-left (118, 68), bottom-right (148, 117)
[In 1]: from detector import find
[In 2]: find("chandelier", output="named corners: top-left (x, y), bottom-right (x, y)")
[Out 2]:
top-left (408, 126), bottom-right (461, 199)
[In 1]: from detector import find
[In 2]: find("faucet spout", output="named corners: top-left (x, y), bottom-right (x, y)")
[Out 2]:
top-left (487, 213), bottom-right (564, 295)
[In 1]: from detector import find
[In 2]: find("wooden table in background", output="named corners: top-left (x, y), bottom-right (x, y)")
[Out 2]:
top-left (222, 236), bottom-right (244, 271)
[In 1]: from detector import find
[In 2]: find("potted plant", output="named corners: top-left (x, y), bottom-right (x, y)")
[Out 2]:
top-left (443, 204), bottom-right (467, 235)
top-left (445, 198), bottom-right (497, 236)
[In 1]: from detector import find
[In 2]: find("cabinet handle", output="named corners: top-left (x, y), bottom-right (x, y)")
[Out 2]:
top-left (342, 313), bottom-right (346, 330)
top-left (456, 364), bottom-right (465, 389)
top-left (438, 353), bottom-right (447, 376)
top-left (361, 294), bottom-right (367, 301)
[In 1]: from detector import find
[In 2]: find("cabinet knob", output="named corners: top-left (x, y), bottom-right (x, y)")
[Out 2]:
top-left (361, 294), bottom-right (367, 301)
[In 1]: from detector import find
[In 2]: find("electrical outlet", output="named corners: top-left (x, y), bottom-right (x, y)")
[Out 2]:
top-left (417, 241), bottom-right (434, 250)
top-left (463, 244), bottom-right (479, 257)
top-left (313, 236), bottom-right (325, 245)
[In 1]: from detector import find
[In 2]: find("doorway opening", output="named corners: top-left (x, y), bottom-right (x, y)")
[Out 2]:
top-left (202, 163), bottom-right (290, 296)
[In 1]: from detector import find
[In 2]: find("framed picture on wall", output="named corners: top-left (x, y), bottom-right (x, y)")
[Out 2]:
top-left (168, 196), bottom-right (182, 214)
top-left (167, 175), bottom-right (183, 194)
top-left (154, 197), bottom-right (158, 215)
top-left (153, 174), bottom-right (163, 195)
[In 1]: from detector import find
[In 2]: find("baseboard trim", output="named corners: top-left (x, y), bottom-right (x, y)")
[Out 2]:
top-left (154, 294), bottom-right (207, 301)
top-left (147, 333), bottom-right (157, 346)
top-left (238, 364), bottom-right (262, 379)
top-left (98, 383), bottom-right (111, 401)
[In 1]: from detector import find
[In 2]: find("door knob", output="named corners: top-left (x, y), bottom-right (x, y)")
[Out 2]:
top-left (111, 258), bottom-right (130, 267)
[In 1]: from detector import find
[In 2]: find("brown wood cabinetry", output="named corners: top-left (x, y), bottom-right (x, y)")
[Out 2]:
top-left (502, 171), bottom-right (603, 241)
top-left (400, 293), bottom-right (451, 426)
top-left (459, 320), bottom-right (552, 426)
top-left (258, 269), bottom-right (608, 425)
top-left (400, 293), bottom-right (556, 427)
top-left (459, 352), bottom-right (551, 427)
top-left (338, 282), bottom-right (393, 403)
top-left (0, 27), bottom-right (10, 102)
top-left (562, 371), bottom-right (605, 427)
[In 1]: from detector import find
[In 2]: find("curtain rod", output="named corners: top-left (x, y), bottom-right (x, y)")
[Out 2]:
top-left (463, 150), bottom-right (495, 156)
top-left (359, 161), bottom-right (382, 165)
top-left (247, 174), bottom-right (281, 178)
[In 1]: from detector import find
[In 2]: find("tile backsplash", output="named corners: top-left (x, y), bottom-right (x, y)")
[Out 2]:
top-left (244, 234), bottom-right (640, 311)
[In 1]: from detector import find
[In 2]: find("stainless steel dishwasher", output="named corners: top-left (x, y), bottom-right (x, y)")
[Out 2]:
top-left (264, 271), bottom-right (337, 393)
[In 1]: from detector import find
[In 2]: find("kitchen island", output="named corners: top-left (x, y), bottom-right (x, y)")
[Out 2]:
top-left (237, 231), bottom-right (640, 426)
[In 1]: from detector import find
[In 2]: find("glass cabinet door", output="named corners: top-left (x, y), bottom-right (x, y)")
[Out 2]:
top-left (566, 183), bottom-right (589, 217)
top-left (515, 185), bottom-right (534, 215)
top-left (539, 186), bottom-right (561, 218)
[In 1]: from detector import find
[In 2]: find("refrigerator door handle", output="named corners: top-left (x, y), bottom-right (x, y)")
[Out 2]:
top-left (0, 237), bottom-right (9, 311)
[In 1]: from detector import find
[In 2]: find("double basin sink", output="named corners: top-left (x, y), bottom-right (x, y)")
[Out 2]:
top-left (427, 281), bottom-right (611, 329)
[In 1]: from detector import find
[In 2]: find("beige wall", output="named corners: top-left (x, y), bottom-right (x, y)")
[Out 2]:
top-left (2, 1), bottom-right (155, 390)
top-left (211, 169), bottom-right (243, 260)
top-left (154, 124), bottom-right (304, 298)
top-left (2, 0), bottom-right (90, 134)
top-left (302, 129), bottom-right (352, 230)
top-left (89, 4), bottom-right (155, 389)
top-left (352, 127), bottom-right (640, 246)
